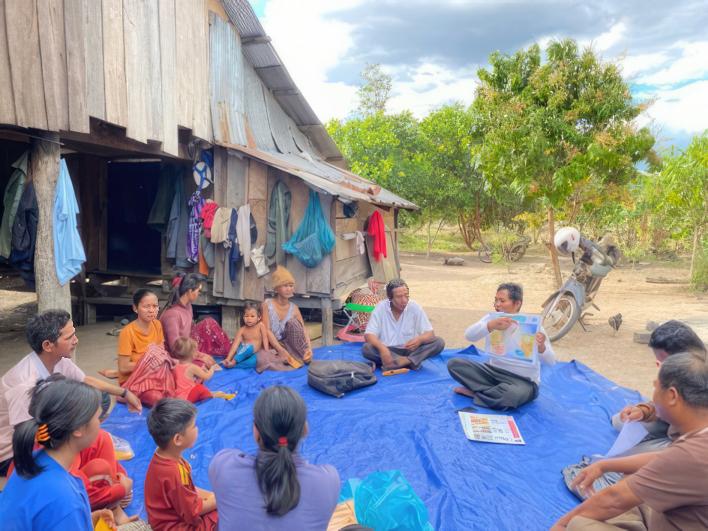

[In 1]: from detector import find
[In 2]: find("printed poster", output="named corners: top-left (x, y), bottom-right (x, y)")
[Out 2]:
top-left (485, 312), bottom-right (541, 363)
top-left (458, 411), bottom-right (525, 445)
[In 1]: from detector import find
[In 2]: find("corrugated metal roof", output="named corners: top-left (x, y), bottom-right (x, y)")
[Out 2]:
top-left (218, 141), bottom-right (417, 210)
top-left (243, 60), bottom-right (277, 151)
top-left (209, 14), bottom-right (247, 146)
top-left (221, 0), bottom-right (265, 38)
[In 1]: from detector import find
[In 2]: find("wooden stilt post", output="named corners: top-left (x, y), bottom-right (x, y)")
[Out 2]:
top-left (31, 133), bottom-right (71, 314)
top-left (321, 297), bottom-right (333, 346)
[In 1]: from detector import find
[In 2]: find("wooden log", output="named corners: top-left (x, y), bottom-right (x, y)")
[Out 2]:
top-left (32, 132), bottom-right (71, 314)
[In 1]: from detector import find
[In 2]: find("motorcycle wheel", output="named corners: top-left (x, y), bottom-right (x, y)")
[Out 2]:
top-left (542, 293), bottom-right (580, 342)
top-left (478, 245), bottom-right (492, 263)
top-left (507, 243), bottom-right (527, 262)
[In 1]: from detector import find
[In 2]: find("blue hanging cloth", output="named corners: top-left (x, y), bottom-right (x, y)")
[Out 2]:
top-left (54, 159), bottom-right (86, 285)
top-left (282, 190), bottom-right (335, 268)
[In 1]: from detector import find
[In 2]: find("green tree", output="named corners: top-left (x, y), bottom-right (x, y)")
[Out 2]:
top-left (473, 39), bottom-right (654, 286)
top-left (659, 133), bottom-right (708, 283)
top-left (357, 64), bottom-right (392, 116)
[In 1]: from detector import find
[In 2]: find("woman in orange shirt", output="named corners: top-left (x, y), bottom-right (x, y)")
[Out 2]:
top-left (118, 289), bottom-right (175, 406)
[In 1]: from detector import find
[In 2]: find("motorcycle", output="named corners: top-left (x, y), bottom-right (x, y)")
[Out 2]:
top-left (541, 233), bottom-right (621, 342)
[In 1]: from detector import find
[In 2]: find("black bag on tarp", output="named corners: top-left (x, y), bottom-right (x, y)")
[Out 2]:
top-left (307, 360), bottom-right (377, 398)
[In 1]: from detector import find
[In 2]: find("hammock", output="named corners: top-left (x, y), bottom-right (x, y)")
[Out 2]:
top-left (282, 190), bottom-right (335, 268)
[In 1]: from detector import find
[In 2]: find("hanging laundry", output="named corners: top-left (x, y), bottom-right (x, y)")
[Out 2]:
top-left (355, 231), bottom-right (366, 255)
top-left (227, 208), bottom-right (240, 284)
top-left (282, 190), bottom-right (335, 268)
top-left (265, 180), bottom-right (291, 266)
top-left (147, 165), bottom-right (176, 232)
top-left (367, 210), bottom-right (387, 262)
top-left (9, 181), bottom-right (38, 286)
top-left (210, 207), bottom-right (232, 244)
top-left (200, 200), bottom-right (219, 239)
top-left (200, 233), bottom-right (215, 269)
top-left (165, 166), bottom-right (190, 268)
top-left (54, 159), bottom-right (86, 285)
top-left (236, 204), bottom-right (258, 268)
top-left (187, 190), bottom-right (204, 264)
top-left (0, 151), bottom-right (28, 259)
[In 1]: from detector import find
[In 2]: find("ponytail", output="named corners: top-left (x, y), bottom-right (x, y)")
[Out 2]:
top-left (12, 420), bottom-right (44, 477)
top-left (164, 272), bottom-right (204, 311)
top-left (12, 376), bottom-right (101, 478)
top-left (253, 386), bottom-right (307, 516)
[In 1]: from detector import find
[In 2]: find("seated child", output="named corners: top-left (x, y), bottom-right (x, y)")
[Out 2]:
top-left (172, 338), bottom-right (233, 403)
top-left (222, 302), bottom-right (291, 373)
top-left (447, 282), bottom-right (556, 410)
top-left (145, 398), bottom-right (219, 531)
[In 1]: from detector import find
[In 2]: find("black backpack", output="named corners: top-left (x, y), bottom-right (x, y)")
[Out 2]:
top-left (307, 360), bottom-right (377, 398)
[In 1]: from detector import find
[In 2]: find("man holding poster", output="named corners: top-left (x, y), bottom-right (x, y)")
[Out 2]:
top-left (448, 283), bottom-right (556, 410)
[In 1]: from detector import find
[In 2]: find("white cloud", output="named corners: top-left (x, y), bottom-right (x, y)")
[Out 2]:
top-left (594, 21), bottom-right (626, 52)
top-left (636, 41), bottom-right (708, 85)
top-left (260, 0), bottom-right (363, 121)
top-left (388, 62), bottom-right (478, 117)
top-left (618, 51), bottom-right (671, 79)
top-left (640, 80), bottom-right (708, 135)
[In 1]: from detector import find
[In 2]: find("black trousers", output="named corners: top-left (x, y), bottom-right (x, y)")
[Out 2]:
top-left (447, 358), bottom-right (538, 410)
top-left (362, 337), bottom-right (445, 369)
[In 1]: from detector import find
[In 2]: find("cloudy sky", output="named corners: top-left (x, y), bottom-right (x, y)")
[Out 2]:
top-left (249, 0), bottom-right (708, 151)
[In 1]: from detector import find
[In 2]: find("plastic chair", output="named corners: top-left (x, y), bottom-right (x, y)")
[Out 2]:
top-left (336, 302), bottom-right (375, 342)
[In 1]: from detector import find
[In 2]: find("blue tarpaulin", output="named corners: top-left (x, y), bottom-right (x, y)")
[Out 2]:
top-left (102, 344), bottom-right (643, 530)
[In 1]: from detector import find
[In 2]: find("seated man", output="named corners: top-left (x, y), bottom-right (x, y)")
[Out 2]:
top-left (363, 278), bottom-right (444, 370)
top-left (447, 283), bottom-right (555, 410)
top-left (613, 320), bottom-right (706, 450)
top-left (563, 321), bottom-right (708, 499)
top-left (553, 351), bottom-right (708, 531)
top-left (0, 309), bottom-right (142, 477)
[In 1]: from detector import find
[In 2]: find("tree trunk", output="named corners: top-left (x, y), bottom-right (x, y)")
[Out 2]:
top-left (547, 207), bottom-right (562, 288)
top-left (426, 218), bottom-right (432, 259)
top-left (689, 225), bottom-right (700, 279)
top-left (32, 133), bottom-right (71, 314)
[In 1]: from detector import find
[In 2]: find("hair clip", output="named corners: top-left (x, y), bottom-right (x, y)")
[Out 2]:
top-left (278, 436), bottom-right (288, 447)
top-left (36, 423), bottom-right (50, 444)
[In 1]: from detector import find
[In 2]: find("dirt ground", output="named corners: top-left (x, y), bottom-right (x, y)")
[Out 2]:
top-left (1, 245), bottom-right (707, 397)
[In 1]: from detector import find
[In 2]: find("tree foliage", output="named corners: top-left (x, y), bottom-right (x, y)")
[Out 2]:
top-left (472, 39), bottom-right (655, 284)
top-left (357, 64), bottom-right (392, 116)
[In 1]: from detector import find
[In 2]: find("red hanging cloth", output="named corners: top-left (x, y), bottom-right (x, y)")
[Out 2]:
top-left (367, 210), bottom-right (387, 261)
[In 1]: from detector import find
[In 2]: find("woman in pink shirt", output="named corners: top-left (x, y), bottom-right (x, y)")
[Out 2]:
top-left (160, 273), bottom-right (226, 367)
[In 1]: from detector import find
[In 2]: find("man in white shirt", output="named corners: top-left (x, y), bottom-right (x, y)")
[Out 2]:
top-left (447, 283), bottom-right (556, 410)
top-left (0, 309), bottom-right (142, 475)
top-left (363, 278), bottom-right (444, 370)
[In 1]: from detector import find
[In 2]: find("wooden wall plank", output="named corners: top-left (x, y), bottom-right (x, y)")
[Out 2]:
top-left (282, 173), bottom-right (308, 294)
top-left (84, 0), bottom-right (104, 120)
top-left (0, 0), bottom-right (16, 124)
top-left (158, 0), bottom-right (178, 155)
top-left (123, 0), bottom-right (150, 143)
top-left (212, 147), bottom-right (228, 297)
top-left (145, 0), bottom-right (162, 142)
top-left (247, 159), bottom-right (267, 201)
top-left (37, 0), bottom-right (69, 131)
top-left (102, 0), bottom-right (127, 126)
top-left (192, 0), bottom-right (210, 140)
top-left (5, 0), bottom-right (47, 129)
top-left (64, 0), bottom-right (89, 133)
top-left (175, 0), bottom-right (195, 133)
top-left (306, 193), bottom-right (332, 294)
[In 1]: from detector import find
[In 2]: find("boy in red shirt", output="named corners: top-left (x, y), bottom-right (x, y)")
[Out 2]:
top-left (145, 398), bottom-right (218, 530)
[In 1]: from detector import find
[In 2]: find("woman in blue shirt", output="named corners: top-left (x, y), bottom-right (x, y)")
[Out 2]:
top-left (0, 376), bottom-right (113, 530)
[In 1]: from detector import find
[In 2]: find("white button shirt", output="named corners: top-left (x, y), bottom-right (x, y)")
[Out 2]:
top-left (365, 299), bottom-right (433, 347)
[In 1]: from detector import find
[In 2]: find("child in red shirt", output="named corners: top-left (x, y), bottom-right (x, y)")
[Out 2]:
top-left (144, 398), bottom-right (218, 530)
